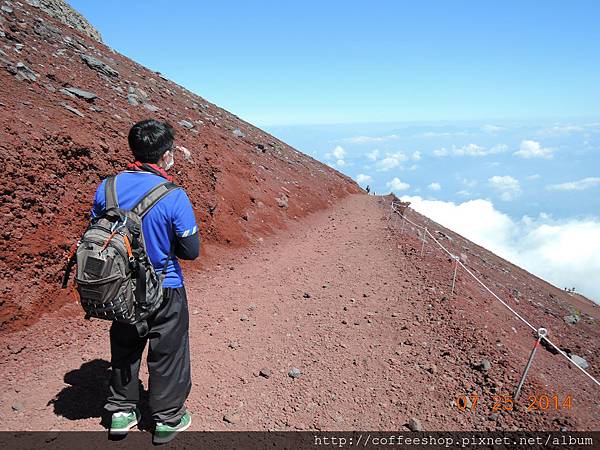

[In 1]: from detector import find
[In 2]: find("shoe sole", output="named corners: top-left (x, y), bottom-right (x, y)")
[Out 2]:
top-left (153, 415), bottom-right (192, 444)
top-left (110, 418), bottom-right (139, 435)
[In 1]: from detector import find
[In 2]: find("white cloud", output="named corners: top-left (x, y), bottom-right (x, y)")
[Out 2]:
top-left (419, 131), bottom-right (471, 138)
top-left (412, 151), bottom-right (422, 161)
top-left (435, 144), bottom-right (506, 157)
top-left (481, 124), bottom-right (506, 133)
top-left (428, 182), bottom-right (441, 191)
top-left (489, 175), bottom-right (521, 201)
top-left (547, 177), bottom-right (600, 191)
top-left (375, 152), bottom-right (407, 171)
top-left (366, 149), bottom-right (379, 161)
top-left (453, 143), bottom-right (507, 157)
top-left (409, 164), bottom-right (418, 171)
top-left (526, 174), bottom-right (541, 181)
top-left (454, 143), bottom-right (486, 156)
top-left (355, 173), bottom-right (372, 185)
top-left (332, 145), bottom-right (346, 159)
top-left (398, 196), bottom-right (600, 304)
top-left (513, 140), bottom-right (554, 159)
top-left (386, 177), bottom-right (410, 191)
top-left (342, 134), bottom-right (400, 144)
top-left (537, 124), bottom-right (585, 136)
top-left (324, 145), bottom-right (348, 167)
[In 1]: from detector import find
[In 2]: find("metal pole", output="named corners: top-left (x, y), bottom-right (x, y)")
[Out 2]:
top-left (421, 227), bottom-right (427, 256)
top-left (514, 328), bottom-right (547, 401)
top-left (387, 204), bottom-right (393, 238)
top-left (451, 256), bottom-right (459, 295)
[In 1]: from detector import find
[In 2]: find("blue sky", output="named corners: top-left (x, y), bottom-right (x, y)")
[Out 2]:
top-left (70, 1), bottom-right (600, 303)
top-left (71, 0), bottom-right (600, 126)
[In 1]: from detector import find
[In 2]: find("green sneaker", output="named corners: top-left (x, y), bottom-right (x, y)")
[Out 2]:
top-left (153, 411), bottom-right (192, 444)
top-left (109, 408), bottom-right (140, 435)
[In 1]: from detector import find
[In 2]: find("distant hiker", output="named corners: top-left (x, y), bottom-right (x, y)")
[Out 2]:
top-left (90, 119), bottom-right (199, 443)
top-left (365, 184), bottom-right (371, 193)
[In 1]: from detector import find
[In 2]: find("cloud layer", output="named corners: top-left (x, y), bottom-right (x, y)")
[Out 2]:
top-left (547, 177), bottom-right (600, 191)
top-left (400, 195), bottom-right (600, 304)
top-left (488, 175), bottom-right (522, 201)
top-left (513, 140), bottom-right (554, 159)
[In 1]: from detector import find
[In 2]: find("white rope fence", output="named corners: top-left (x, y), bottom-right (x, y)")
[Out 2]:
top-left (387, 200), bottom-right (600, 391)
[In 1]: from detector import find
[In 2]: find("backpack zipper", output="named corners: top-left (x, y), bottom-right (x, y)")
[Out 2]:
top-left (83, 237), bottom-right (129, 262)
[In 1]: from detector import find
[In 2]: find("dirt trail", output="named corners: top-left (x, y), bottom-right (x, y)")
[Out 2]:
top-left (0, 194), bottom-right (598, 432)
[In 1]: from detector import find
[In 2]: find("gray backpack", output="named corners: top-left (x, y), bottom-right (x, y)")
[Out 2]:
top-left (62, 175), bottom-right (179, 336)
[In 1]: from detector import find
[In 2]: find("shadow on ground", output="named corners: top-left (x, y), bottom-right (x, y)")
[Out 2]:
top-left (48, 359), bottom-right (153, 431)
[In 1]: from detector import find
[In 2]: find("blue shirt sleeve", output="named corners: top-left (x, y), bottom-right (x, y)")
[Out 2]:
top-left (170, 188), bottom-right (198, 237)
top-left (90, 179), bottom-right (107, 219)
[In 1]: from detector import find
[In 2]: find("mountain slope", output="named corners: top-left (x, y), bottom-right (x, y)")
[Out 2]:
top-left (0, 194), bottom-right (598, 431)
top-left (0, 0), bottom-right (362, 330)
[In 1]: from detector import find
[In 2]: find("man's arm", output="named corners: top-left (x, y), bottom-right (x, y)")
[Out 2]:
top-left (175, 230), bottom-right (200, 260)
top-left (170, 189), bottom-right (200, 260)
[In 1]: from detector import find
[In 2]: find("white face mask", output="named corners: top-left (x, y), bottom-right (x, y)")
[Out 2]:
top-left (163, 150), bottom-right (174, 171)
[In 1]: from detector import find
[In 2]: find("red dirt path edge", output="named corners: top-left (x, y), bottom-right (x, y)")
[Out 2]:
top-left (0, 194), bottom-right (599, 432)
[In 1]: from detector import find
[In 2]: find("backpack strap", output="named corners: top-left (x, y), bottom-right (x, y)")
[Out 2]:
top-left (105, 175), bottom-right (119, 209)
top-left (131, 181), bottom-right (179, 218)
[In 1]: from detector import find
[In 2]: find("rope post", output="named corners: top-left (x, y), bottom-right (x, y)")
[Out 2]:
top-left (514, 328), bottom-right (547, 401)
top-left (451, 255), bottom-right (459, 295)
top-left (386, 203), bottom-right (393, 238)
top-left (400, 215), bottom-right (406, 233)
top-left (421, 227), bottom-right (427, 256)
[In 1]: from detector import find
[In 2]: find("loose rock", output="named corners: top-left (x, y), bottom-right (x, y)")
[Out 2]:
top-left (276, 195), bottom-right (288, 208)
top-left (259, 368), bottom-right (271, 378)
top-left (288, 367), bottom-right (302, 379)
top-left (127, 94), bottom-right (139, 106)
top-left (80, 54), bottom-right (119, 77)
top-left (223, 413), bottom-right (239, 424)
top-left (63, 87), bottom-right (97, 101)
top-left (11, 402), bottom-right (23, 412)
top-left (474, 359), bottom-right (492, 372)
top-left (60, 102), bottom-right (84, 117)
top-left (563, 315), bottom-right (580, 325)
top-left (178, 119), bottom-right (194, 129)
top-left (143, 103), bottom-right (159, 113)
top-left (407, 417), bottom-right (422, 431)
top-left (176, 145), bottom-right (192, 160)
top-left (570, 354), bottom-right (589, 370)
top-left (13, 62), bottom-right (37, 82)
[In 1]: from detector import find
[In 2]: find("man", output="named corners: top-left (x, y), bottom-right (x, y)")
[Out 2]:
top-left (90, 119), bottom-right (199, 443)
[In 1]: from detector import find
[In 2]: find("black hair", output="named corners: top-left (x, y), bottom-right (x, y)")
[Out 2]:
top-left (128, 119), bottom-right (175, 163)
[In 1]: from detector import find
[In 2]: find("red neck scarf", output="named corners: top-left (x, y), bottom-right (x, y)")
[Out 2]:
top-left (126, 161), bottom-right (173, 182)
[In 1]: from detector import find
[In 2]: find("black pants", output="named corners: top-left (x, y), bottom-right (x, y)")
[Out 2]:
top-left (104, 286), bottom-right (191, 425)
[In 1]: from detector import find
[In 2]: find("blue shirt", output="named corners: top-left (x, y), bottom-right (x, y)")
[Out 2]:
top-left (90, 171), bottom-right (198, 288)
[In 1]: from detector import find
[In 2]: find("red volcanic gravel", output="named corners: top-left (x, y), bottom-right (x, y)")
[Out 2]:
top-left (0, 0), bottom-right (361, 331)
top-left (0, 1), bottom-right (598, 435)
top-left (0, 194), bottom-right (598, 432)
